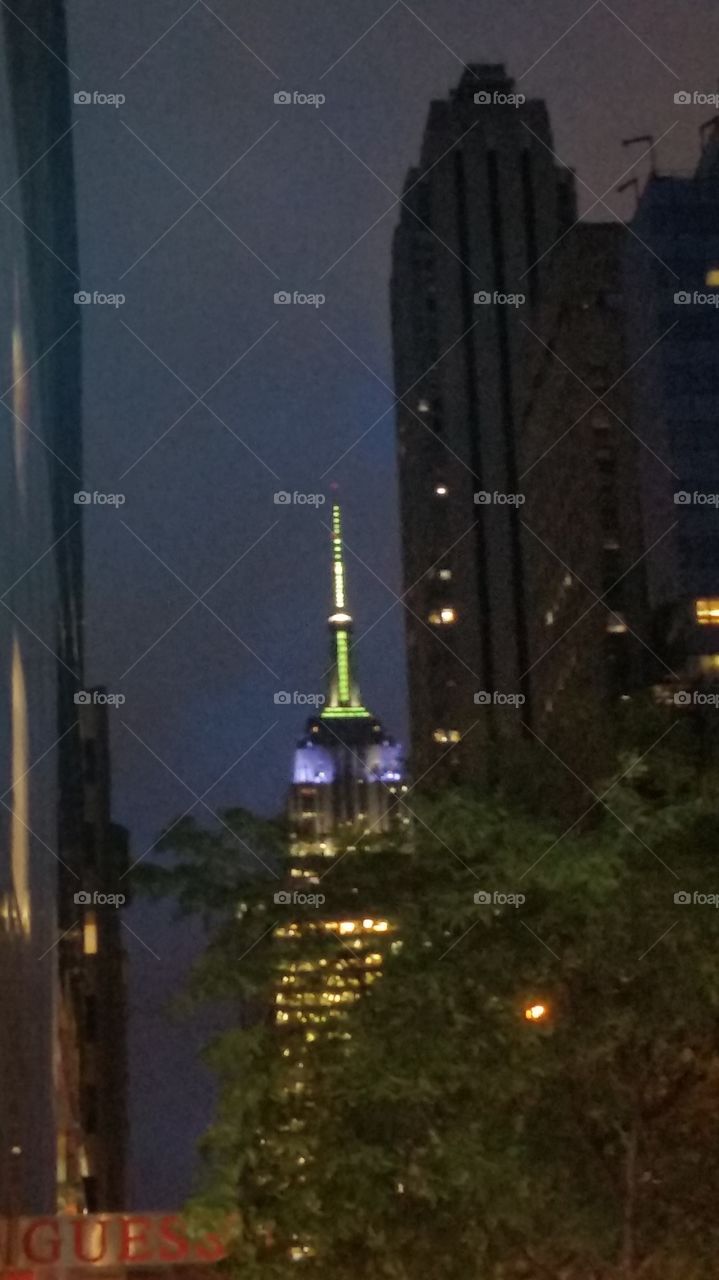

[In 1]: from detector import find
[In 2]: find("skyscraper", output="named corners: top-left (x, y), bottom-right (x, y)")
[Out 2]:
top-left (623, 128), bottom-right (719, 691)
top-left (0, 0), bottom-right (83, 1216)
top-left (520, 222), bottom-right (647, 780)
top-left (274, 507), bottom-right (405, 1258)
top-left (391, 64), bottom-right (576, 784)
top-left (0, 0), bottom-right (127, 1215)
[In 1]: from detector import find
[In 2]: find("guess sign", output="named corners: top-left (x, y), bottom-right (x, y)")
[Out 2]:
top-left (2, 1214), bottom-right (227, 1269)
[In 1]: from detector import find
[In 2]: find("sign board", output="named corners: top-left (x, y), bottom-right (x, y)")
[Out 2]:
top-left (0, 1214), bottom-right (226, 1270)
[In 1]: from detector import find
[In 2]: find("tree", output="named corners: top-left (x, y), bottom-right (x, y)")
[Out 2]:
top-left (140, 744), bottom-right (719, 1280)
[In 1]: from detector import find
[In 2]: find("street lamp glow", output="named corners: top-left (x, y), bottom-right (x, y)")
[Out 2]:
top-left (524, 1002), bottom-right (547, 1022)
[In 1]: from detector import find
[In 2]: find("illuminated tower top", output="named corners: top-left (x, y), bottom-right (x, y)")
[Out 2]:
top-left (323, 504), bottom-right (370, 720)
top-left (289, 503), bottom-right (404, 811)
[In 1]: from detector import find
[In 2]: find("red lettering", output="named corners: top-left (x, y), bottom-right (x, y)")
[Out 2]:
top-left (22, 1219), bottom-right (60, 1266)
top-left (158, 1215), bottom-right (189, 1263)
top-left (72, 1218), bottom-right (107, 1264)
top-left (118, 1216), bottom-right (153, 1264)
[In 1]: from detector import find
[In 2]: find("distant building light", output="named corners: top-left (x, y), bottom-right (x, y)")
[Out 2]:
top-left (563, 572), bottom-right (573, 588)
top-left (698, 654), bottom-right (719, 673)
top-left (417, 398), bottom-right (431, 414)
top-left (433, 729), bottom-right (461, 743)
top-left (339, 922), bottom-right (355, 934)
top-left (524, 1002), bottom-right (547, 1022)
top-left (435, 484), bottom-right (448, 496)
top-left (438, 568), bottom-right (452, 580)
top-left (544, 610), bottom-right (555, 626)
top-left (607, 614), bottom-right (628, 634)
top-left (706, 268), bottom-right (719, 287)
top-left (696, 599), bottom-right (719, 625)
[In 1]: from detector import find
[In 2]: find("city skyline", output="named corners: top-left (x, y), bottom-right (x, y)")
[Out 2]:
top-left (3, 0), bottom-right (719, 1219)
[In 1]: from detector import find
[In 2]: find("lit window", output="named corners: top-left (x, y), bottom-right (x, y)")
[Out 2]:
top-left (435, 484), bottom-right (448, 496)
top-left (563, 573), bottom-right (573, 588)
top-left (417, 398), bottom-right (430, 414)
top-left (706, 268), bottom-right (719, 286)
top-left (428, 607), bottom-right (457, 625)
top-left (432, 728), bottom-right (461, 744)
top-left (83, 912), bottom-right (98, 956)
top-left (438, 568), bottom-right (452, 580)
top-left (338, 922), bottom-right (355, 934)
top-left (698, 654), bottom-right (719, 673)
top-left (696, 599), bottom-right (719, 625)
top-left (544, 610), bottom-right (555, 626)
top-left (606, 614), bottom-right (627, 634)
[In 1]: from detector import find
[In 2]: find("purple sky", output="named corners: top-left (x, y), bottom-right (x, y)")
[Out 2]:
top-left (62, 0), bottom-right (719, 1207)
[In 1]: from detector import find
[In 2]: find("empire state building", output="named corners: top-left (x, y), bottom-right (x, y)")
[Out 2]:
top-left (288, 503), bottom-right (406, 862)
top-left (274, 503), bottom-right (407, 1038)
top-left (272, 504), bottom-right (407, 1262)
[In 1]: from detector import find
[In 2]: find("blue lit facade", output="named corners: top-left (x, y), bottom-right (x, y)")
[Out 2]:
top-left (623, 133), bottom-right (719, 683)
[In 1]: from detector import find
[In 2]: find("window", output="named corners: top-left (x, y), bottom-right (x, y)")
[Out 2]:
top-left (706, 268), bottom-right (719, 286)
top-left (438, 568), bottom-right (452, 581)
top-left (433, 729), bottom-right (461, 744)
top-left (83, 912), bottom-right (98, 956)
top-left (696, 598), bottom-right (719, 625)
top-left (434, 484), bottom-right (448, 496)
top-left (698, 654), bottom-right (719, 674)
top-left (428, 607), bottom-right (457, 625)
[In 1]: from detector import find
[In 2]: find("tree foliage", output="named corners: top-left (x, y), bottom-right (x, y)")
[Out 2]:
top-left (140, 741), bottom-right (719, 1280)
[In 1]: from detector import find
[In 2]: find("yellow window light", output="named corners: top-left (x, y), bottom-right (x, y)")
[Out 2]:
top-left (83, 912), bottom-right (98, 956)
top-left (696, 599), bottom-right (719, 625)
top-left (706, 268), bottom-right (719, 286)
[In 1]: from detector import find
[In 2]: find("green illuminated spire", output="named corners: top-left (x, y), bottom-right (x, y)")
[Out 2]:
top-left (322, 504), bottom-right (370, 718)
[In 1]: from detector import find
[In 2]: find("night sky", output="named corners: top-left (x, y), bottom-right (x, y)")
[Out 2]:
top-left (63, 0), bottom-right (719, 1207)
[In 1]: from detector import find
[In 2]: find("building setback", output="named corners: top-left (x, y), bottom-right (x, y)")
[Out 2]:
top-left (391, 64), bottom-right (576, 785)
